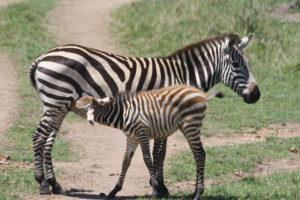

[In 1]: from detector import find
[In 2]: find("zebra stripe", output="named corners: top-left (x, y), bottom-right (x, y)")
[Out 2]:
top-left (29, 33), bottom-right (260, 195)
top-left (71, 85), bottom-right (224, 199)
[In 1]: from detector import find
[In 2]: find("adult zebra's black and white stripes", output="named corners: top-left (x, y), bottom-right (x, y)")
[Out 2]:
top-left (29, 33), bottom-right (260, 195)
top-left (72, 85), bottom-right (224, 200)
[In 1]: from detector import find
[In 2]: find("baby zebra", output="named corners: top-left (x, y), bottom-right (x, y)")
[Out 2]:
top-left (71, 85), bottom-right (224, 200)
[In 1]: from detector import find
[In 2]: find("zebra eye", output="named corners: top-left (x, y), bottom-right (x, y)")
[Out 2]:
top-left (232, 62), bottom-right (239, 68)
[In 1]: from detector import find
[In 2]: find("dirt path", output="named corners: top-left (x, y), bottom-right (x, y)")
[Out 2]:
top-left (47, 0), bottom-right (133, 54)
top-left (0, 0), bottom-right (22, 8)
top-left (270, 1), bottom-right (300, 23)
top-left (0, 0), bottom-right (20, 150)
top-left (27, 0), bottom-right (154, 199)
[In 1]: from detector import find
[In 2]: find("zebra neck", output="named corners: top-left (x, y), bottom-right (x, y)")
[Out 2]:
top-left (95, 97), bottom-right (124, 129)
top-left (167, 42), bottom-right (223, 92)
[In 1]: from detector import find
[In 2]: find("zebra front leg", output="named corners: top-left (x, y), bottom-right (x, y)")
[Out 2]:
top-left (139, 137), bottom-right (159, 198)
top-left (182, 129), bottom-right (205, 200)
top-left (152, 139), bottom-right (169, 198)
top-left (107, 139), bottom-right (138, 199)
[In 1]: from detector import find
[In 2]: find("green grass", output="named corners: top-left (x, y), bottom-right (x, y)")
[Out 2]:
top-left (0, 0), bottom-right (76, 199)
top-left (136, 171), bottom-right (300, 199)
top-left (203, 171), bottom-right (300, 200)
top-left (167, 137), bottom-right (300, 182)
top-left (167, 171), bottom-right (300, 200)
top-left (0, 168), bottom-right (36, 200)
top-left (111, 0), bottom-right (300, 135)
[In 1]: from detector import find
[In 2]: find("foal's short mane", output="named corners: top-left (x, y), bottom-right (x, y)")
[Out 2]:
top-left (169, 33), bottom-right (241, 56)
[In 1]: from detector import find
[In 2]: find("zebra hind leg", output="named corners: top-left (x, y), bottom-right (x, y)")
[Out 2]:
top-left (106, 139), bottom-right (138, 199)
top-left (152, 139), bottom-right (169, 198)
top-left (181, 127), bottom-right (205, 200)
top-left (139, 136), bottom-right (160, 198)
top-left (33, 121), bottom-right (50, 194)
top-left (33, 107), bottom-right (68, 195)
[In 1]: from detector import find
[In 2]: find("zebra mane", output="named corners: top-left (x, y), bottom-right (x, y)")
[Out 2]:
top-left (169, 33), bottom-right (241, 56)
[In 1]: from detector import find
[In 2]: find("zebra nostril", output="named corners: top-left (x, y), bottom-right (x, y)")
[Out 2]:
top-left (243, 86), bottom-right (260, 104)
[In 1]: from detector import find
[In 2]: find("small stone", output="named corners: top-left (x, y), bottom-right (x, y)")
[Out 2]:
top-left (282, 122), bottom-right (287, 126)
top-left (234, 171), bottom-right (244, 177)
top-left (0, 155), bottom-right (10, 161)
top-left (289, 147), bottom-right (298, 153)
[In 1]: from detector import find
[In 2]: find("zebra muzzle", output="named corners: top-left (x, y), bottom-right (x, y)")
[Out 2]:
top-left (243, 85), bottom-right (260, 104)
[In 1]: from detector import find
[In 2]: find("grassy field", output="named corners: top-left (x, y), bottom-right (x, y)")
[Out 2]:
top-left (0, 0), bottom-right (75, 199)
top-left (167, 137), bottom-right (300, 181)
top-left (111, 0), bottom-right (300, 199)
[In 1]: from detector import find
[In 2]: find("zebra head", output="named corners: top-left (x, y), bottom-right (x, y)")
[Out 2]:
top-left (73, 96), bottom-right (114, 125)
top-left (221, 34), bottom-right (260, 104)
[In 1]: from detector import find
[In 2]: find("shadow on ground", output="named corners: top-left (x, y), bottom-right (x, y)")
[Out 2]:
top-left (65, 188), bottom-right (238, 200)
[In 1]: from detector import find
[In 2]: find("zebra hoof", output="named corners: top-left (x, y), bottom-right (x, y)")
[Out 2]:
top-left (155, 188), bottom-right (170, 198)
top-left (106, 192), bottom-right (116, 199)
top-left (106, 184), bottom-right (121, 199)
top-left (152, 188), bottom-right (170, 199)
top-left (192, 191), bottom-right (202, 200)
top-left (39, 179), bottom-right (51, 195)
top-left (39, 185), bottom-right (51, 195)
top-left (52, 183), bottom-right (65, 195)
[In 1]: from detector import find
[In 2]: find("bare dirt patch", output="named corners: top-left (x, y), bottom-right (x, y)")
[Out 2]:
top-left (0, 0), bottom-right (20, 150)
top-left (47, 0), bottom-right (136, 54)
top-left (0, 0), bottom-right (23, 8)
top-left (0, 155), bottom-right (33, 173)
top-left (270, 1), bottom-right (300, 23)
top-left (0, 53), bottom-right (18, 148)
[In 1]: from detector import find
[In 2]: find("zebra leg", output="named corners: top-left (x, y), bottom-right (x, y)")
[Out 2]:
top-left (44, 128), bottom-right (64, 194)
top-left (107, 139), bottom-right (138, 199)
top-left (139, 137), bottom-right (159, 198)
top-left (182, 129), bottom-right (205, 200)
top-left (152, 139), bottom-right (169, 198)
top-left (43, 109), bottom-right (67, 194)
top-left (33, 108), bottom-right (67, 195)
top-left (33, 119), bottom-right (51, 194)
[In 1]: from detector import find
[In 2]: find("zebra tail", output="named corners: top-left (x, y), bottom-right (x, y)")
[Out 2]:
top-left (207, 90), bottom-right (224, 100)
top-left (28, 57), bottom-right (42, 90)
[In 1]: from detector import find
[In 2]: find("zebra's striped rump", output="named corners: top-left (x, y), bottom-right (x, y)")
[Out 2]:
top-left (72, 85), bottom-right (223, 199)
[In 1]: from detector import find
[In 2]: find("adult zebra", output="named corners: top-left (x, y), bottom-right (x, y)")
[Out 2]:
top-left (29, 33), bottom-right (260, 196)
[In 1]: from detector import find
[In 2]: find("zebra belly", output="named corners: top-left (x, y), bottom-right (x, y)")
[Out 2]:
top-left (147, 119), bottom-right (178, 139)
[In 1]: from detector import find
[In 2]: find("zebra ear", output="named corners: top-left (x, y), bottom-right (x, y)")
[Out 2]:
top-left (238, 34), bottom-right (253, 49)
top-left (228, 34), bottom-right (240, 48)
top-left (96, 97), bottom-right (114, 106)
top-left (224, 34), bottom-right (239, 54)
